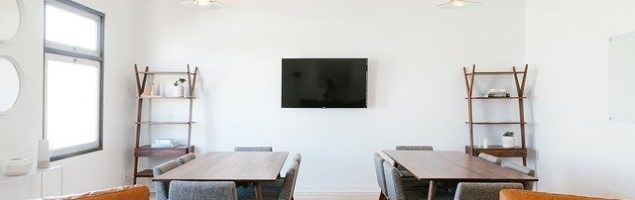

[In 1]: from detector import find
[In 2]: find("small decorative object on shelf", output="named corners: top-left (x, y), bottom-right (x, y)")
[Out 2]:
top-left (482, 139), bottom-right (489, 148)
top-left (502, 131), bottom-right (515, 148)
top-left (151, 139), bottom-right (176, 148)
top-left (172, 78), bottom-right (187, 97)
top-left (487, 89), bottom-right (510, 98)
top-left (156, 82), bottom-right (162, 97)
top-left (2, 158), bottom-right (33, 176)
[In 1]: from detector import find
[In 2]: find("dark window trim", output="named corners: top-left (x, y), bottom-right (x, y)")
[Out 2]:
top-left (44, 0), bottom-right (105, 162)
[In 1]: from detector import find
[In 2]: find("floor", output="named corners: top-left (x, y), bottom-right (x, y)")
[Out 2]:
top-left (295, 193), bottom-right (378, 200)
top-left (151, 192), bottom-right (379, 200)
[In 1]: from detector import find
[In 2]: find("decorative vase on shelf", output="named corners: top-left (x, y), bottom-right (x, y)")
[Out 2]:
top-left (502, 131), bottom-right (515, 148)
top-left (173, 85), bottom-right (184, 97)
top-left (482, 139), bottom-right (489, 148)
top-left (172, 78), bottom-right (186, 97)
top-left (2, 158), bottom-right (33, 176)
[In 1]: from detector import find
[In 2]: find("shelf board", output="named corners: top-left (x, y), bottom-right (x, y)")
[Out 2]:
top-left (465, 145), bottom-right (527, 157)
top-left (137, 96), bottom-right (196, 99)
top-left (466, 71), bottom-right (526, 75)
top-left (466, 97), bottom-right (527, 100)
top-left (466, 122), bottom-right (527, 125)
top-left (135, 145), bottom-right (194, 157)
top-left (134, 169), bottom-right (153, 178)
top-left (136, 121), bottom-right (195, 125)
top-left (137, 71), bottom-right (195, 75)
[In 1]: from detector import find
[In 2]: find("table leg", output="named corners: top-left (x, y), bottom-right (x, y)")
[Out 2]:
top-left (254, 182), bottom-right (264, 200)
top-left (60, 167), bottom-right (64, 195)
top-left (428, 180), bottom-right (436, 200)
top-left (40, 173), bottom-right (44, 198)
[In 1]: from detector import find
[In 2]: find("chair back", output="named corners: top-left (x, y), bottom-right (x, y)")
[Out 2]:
top-left (454, 182), bottom-right (524, 200)
top-left (396, 145), bottom-right (434, 151)
top-left (373, 153), bottom-right (387, 196)
top-left (293, 153), bottom-right (302, 163)
top-left (43, 185), bottom-right (150, 200)
top-left (279, 158), bottom-right (301, 200)
top-left (176, 153), bottom-right (196, 166)
top-left (382, 161), bottom-right (407, 200)
top-left (234, 146), bottom-right (273, 152)
top-left (152, 160), bottom-right (179, 200)
top-left (502, 162), bottom-right (536, 190)
top-left (502, 162), bottom-right (535, 176)
top-left (169, 181), bottom-right (237, 200)
top-left (478, 153), bottom-right (503, 165)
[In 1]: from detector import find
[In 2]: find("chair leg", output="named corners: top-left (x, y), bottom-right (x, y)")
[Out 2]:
top-left (379, 192), bottom-right (387, 200)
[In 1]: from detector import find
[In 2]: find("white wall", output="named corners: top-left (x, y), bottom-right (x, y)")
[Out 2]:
top-left (134, 0), bottom-right (526, 192)
top-left (0, 0), bottom-right (137, 198)
top-left (525, 0), bottom-right (635, 198)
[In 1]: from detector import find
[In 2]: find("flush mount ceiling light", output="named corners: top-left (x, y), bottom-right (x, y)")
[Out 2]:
top-left (181, 0), bottom-right (225, 9)
top-left (437, 0), bottom-right (482, 8)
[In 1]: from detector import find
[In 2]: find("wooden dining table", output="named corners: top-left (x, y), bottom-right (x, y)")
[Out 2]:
top-left (154, 152), bottom-right (289, 200)
top-left (383, 150), bottom-right (538, 200)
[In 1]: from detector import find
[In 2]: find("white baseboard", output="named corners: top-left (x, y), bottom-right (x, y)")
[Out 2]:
top-left (295, 192), bottom-right (379, 200)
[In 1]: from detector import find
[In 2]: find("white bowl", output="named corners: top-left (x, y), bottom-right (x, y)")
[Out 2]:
top-left (2, 158), bottom-right (33, 176)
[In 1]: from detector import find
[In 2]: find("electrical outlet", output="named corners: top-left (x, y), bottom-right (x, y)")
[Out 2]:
top-left (123, 172), bottom-right (132, 183)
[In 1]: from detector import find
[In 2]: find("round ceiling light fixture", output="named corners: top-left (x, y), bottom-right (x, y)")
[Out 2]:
top-left (181, 0), bottom-right (225, 9)
top-left (437, 0), bottom-right (482, 8)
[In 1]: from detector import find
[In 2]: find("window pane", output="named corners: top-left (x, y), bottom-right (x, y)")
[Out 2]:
top-left (46, 3), bottom-right (99, 52)
top-left (46, 55), bottom-right (100, 151)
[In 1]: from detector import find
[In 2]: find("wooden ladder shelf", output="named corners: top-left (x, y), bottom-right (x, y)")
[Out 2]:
top-left (132, 64), bottom-right (199, 184)
top-left (463, 64), bottom-right (529, 166)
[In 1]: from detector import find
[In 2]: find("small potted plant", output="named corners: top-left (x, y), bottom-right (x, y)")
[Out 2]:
top-left (172, 78), bottom-right (186, 97)
top-left (502, 131), bottom-right (515, 148)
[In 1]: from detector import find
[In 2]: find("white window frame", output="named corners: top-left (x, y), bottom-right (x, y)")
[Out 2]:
top-left (44, 0), bottom-right (105, 161)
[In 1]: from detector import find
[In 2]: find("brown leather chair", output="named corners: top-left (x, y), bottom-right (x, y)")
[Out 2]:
top-left (500, 189), bottom-right (615, 200)
top-left (43, 185), bottom-right (149, 200)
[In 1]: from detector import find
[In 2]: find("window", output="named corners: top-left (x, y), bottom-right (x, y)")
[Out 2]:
top-left (45, 0), bottom-right (104, 161)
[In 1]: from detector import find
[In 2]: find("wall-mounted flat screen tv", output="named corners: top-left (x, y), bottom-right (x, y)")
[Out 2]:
top-left (282, 58), bottom-right (368, 108)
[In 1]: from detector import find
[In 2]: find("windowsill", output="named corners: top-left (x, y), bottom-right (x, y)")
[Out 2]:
top-left (51, 146), bottom-right (103, 162)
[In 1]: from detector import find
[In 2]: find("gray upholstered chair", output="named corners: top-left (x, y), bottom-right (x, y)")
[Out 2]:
top-left (377, 153), bottom-right (429, 193)
top-left (396, 145), bottom-right (434, 151)
top-left (382, 160), bottom-right (436, 200)
top-left (383, 161), bottom-right (406, 200)
top-left (453, 182), bottom-right (524, 200)
top-left (237, 157), bottom-right (301, 200)
top-left (277, 159), bottom-right (300, 200)
top-left (176, 153), bottom-right (196, 166)
top-left (153, 160), bottom-right (179, 200)
top-left (373, 153), bottom-right (389, 200)
top-left (478, 153), bottom-right (502, 165)
top-left (502, 162), bottom-right (536, 190)
top-left (169, 181), bottom-right (237, 200)
top-left (234, 146), bottom-right (274, 152)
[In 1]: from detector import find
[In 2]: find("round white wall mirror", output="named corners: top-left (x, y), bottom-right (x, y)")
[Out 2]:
top-left (0, 0), bottom-right (22, 42)
top-left (0, 56), bottom-right (21, 114)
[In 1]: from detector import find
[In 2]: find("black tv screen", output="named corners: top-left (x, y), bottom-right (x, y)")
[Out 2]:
top-left (282, 58), bottom-right (368, 108)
